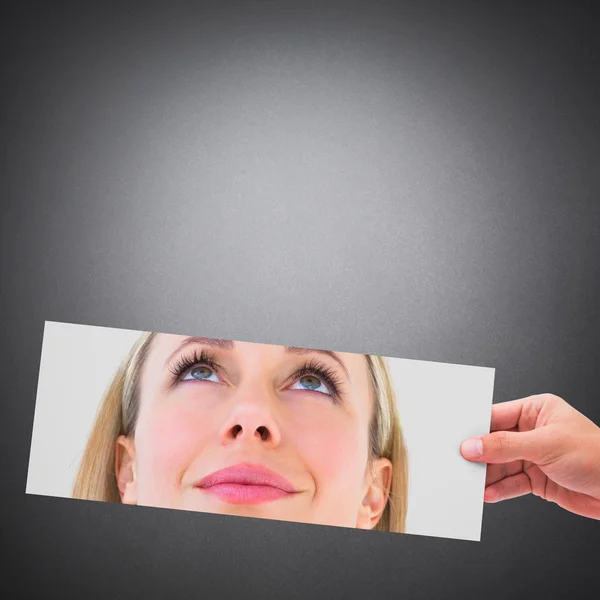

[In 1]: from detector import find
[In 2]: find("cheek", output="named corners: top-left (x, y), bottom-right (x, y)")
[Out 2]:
top-left (135, 402), bottom-right (212, 492)
top-left (291, 406), bottom-right (368, 492)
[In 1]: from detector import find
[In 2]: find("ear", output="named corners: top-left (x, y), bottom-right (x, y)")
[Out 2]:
top-left (356, 457), bottom-right (393, 529)
top-left (115, 435), bottom-right (138, 504)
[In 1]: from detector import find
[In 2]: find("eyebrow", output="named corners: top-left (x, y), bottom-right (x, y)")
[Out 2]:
top-left (284, 346), bottom-right (350, 380)
top-left (164, 336), bottom-right (351, 380)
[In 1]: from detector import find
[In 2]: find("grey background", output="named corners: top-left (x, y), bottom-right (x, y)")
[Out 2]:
top-left (2, 0), bottom-right (599, 598)
top-left (25, 321), bottom-right (494, 542)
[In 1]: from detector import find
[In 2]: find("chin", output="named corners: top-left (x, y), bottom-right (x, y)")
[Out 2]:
top-left (199, 502), bottom-right (302, 521)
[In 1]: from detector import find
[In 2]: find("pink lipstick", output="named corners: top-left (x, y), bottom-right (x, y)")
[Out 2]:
top-left (195, 464), bottom-right (299, 505)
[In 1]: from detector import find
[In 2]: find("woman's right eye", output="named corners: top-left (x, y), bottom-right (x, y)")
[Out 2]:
top-left (181, 365), bottom-right (222, 383)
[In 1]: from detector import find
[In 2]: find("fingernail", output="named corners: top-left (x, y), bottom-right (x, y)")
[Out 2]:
top-left (461, 438), bottom-right (483, 459)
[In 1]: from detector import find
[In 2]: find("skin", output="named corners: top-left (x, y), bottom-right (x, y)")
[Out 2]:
top-left (461, 393), bottom-right (600, 519)
top-left (115, 334), bottom-right (392, 529)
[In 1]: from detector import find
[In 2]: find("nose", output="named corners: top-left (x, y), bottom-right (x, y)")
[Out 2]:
top-left (220, 390), bottom-right (282, 449)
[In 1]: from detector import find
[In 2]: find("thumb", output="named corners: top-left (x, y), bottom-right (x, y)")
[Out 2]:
top-left (461, 428), bottom-right (554, 464)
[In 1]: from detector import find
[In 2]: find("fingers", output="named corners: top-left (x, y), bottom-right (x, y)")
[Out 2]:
top-left (485, 472), bottom-right (600, 519)
top-left (485, 460), bottom-right (524, 486)
top-left (461, 428), bottom-right (553, 464)
top-left (490, 398), bottom-right (527, 432)
top-left (489, 394), bottom-right (549, 432)
top-left (484, 472), bottom-right (532, 503)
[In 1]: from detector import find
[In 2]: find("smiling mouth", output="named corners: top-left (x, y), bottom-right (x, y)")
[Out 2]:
top-left (195, 464), bottom-right (300, 505)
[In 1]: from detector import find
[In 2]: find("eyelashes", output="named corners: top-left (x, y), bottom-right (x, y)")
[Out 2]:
top-left (287, 358), bottom-right (345, 401)
top-left (168, 348), bottom-right (220, 383)
top-left (167, 349), bottom-right (345, 402)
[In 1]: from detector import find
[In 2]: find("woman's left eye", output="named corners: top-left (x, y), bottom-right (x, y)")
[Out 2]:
top-left (290, 374), bottom-right (332, 396)
top-left (181, 365), bottom-right (222, 383)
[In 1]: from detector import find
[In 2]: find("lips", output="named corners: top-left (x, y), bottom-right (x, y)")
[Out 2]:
top-left (195, 464), bottom-right (299, 505)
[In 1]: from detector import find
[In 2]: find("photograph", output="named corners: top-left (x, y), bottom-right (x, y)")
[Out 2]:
top-left (27, 321), bottom-right (494, 541)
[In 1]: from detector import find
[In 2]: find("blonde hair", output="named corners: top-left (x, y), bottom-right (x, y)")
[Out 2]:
top-left (73, 333), bottom-right (409, 532)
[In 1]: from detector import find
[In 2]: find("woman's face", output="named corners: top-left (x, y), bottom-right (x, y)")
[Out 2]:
top-left (116, 334), bottom-right (391, 529)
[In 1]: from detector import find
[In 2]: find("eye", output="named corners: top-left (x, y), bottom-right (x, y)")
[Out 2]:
top-left (289, 374), bottom-right (332, 396)
top-left (181, 365), bottom-right (222, 383)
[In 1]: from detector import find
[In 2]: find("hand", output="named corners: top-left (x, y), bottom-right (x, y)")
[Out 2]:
top-left (460, 394), bottom-right (600, 519)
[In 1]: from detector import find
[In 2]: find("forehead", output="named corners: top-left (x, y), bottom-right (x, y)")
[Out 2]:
top-left (151, 333), bottom-right (367, 367)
